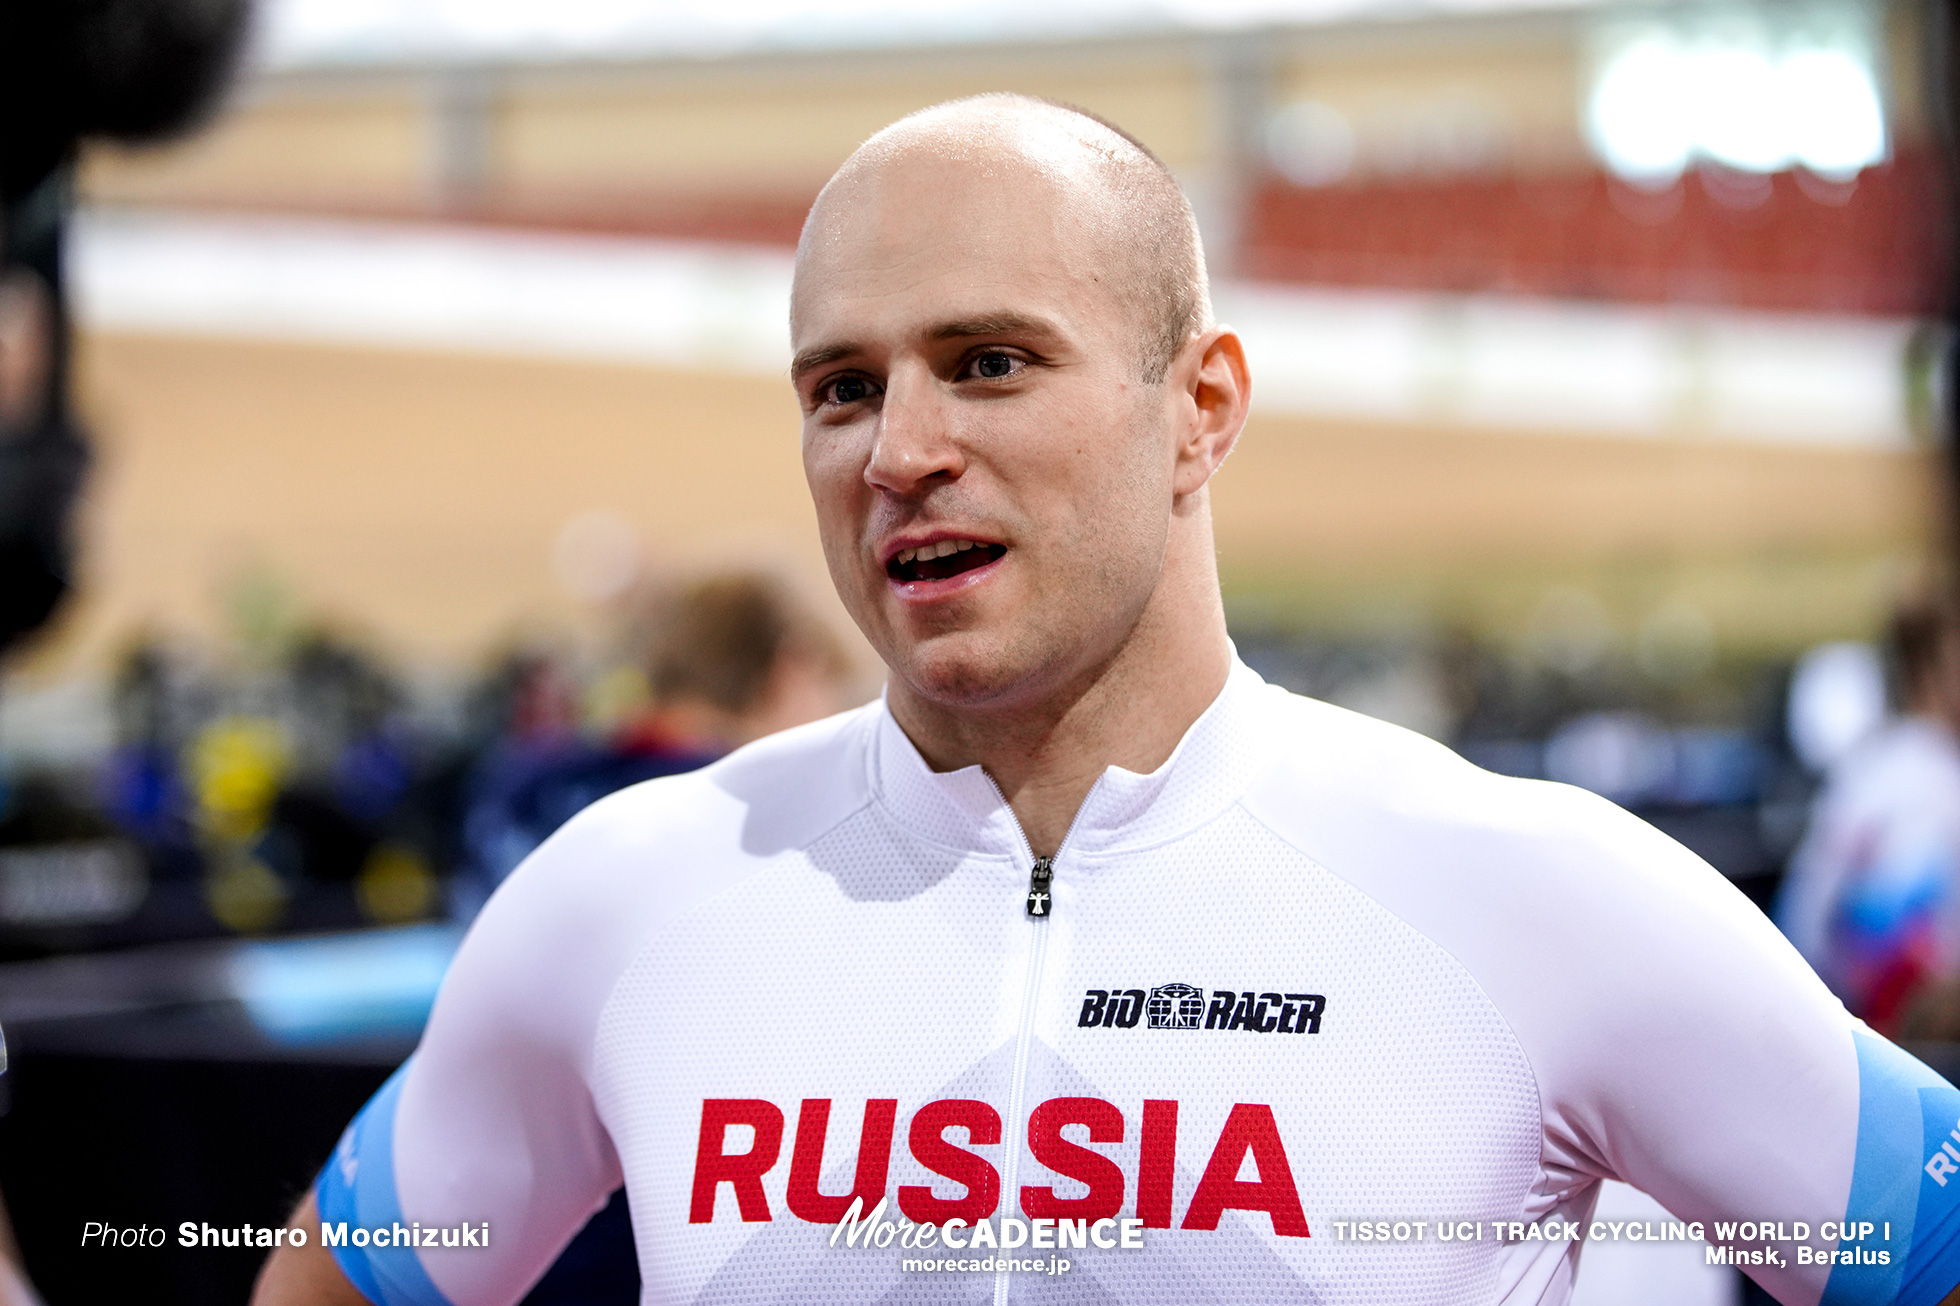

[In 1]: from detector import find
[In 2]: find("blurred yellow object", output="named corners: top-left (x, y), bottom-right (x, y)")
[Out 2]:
top-left (188, 715), bottom-right (289, 842)
top-left (584, 663), bottom-right (652, 735)
top-left (204, 853), bottom-right (289, 933)
top-left (357, 842), bottom-right (437, 924)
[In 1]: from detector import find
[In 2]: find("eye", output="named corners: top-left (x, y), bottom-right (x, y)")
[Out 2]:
top-left (821, 374), bottom-right (876, 406)
top-left (965, 351), bottom-right (1022, 381)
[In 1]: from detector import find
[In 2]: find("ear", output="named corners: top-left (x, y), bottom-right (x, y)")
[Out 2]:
top-left (1170, 327), bottom-right (1250, 498)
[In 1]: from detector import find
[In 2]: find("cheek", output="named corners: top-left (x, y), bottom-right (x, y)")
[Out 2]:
top-left (1046, 417), bottom-right (1177, 583)
top-left (1048, 411), bottom-right (1171, 524)
top-left (802, 430), bottom-right (865, 532)
top-left (802, 427), bottom-right (891, 621)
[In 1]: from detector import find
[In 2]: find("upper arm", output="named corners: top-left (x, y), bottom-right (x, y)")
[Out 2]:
top-left (306, 818), bottom-right (639, 1305)
top-left (1524, 799), bottom-right (1960, 1306)
top-left (1806, 1030), bottom-right (1960, 1306)
top-left (251, 1193), bottom-right (371, 1306)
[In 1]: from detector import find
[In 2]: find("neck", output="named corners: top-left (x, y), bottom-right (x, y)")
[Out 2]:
top-left (887, 537), bottom-right (1233, 858)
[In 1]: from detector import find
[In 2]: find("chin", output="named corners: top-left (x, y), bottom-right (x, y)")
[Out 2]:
top-left (890, 630), bottom-right (1041, 711)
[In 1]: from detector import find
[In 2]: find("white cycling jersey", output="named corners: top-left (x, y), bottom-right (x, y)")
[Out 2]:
top-left (320, 661), bottom-right (1960, 1306)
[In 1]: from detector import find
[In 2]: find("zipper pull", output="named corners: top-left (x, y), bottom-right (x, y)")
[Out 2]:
top-left (1026, 857), bottom-right (1053, 918)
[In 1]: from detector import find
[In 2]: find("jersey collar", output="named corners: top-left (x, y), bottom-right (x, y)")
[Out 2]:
top-left (868, 657), bottom-right (1278, 861)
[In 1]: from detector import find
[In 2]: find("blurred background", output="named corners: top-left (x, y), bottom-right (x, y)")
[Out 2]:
top-left (0, 0), bottom-right (1955, 1302)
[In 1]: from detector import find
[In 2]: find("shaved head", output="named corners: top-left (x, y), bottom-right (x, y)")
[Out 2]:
top-left (788, 88), bottom-right (1250, 771)
top-left (795, 93), bottom-right (1211, 383)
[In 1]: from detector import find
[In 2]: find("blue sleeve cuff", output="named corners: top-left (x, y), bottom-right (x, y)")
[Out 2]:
top-left (1824, 1028), bottom-right (1960, 1306)
top-left (314, 1062), bottom-right (456, 1306)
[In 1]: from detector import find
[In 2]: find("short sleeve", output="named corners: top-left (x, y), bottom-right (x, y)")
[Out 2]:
top-left (312, 802), bottom-right (644, 1305)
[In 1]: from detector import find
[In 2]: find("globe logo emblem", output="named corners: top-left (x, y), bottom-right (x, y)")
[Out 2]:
top-left (1146, 983), bottom-right (1205, 1029)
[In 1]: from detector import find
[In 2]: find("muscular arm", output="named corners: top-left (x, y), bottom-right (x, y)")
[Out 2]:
top-left (252, 1193), bottom-right (369, 1306)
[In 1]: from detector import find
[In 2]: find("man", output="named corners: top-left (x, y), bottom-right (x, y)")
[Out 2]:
top-left (256, 95), bottom-right (1960, 1306)
top-left (1781, 597), bottom-right (1960, 1034)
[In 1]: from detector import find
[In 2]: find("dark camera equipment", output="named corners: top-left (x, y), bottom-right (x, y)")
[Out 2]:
top-left (0, 0), bottom-right (250, 655)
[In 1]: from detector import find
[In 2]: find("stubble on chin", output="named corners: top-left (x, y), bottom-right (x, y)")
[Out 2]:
top-left (888, 625), bottom-right (1046, 714)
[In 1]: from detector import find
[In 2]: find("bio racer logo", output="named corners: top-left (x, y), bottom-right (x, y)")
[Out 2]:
top-left (1079, 983), bottom-right (1326, 1034)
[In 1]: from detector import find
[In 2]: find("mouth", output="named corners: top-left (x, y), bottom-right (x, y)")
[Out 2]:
top-left (885, 538), bottom-right (1007, 585)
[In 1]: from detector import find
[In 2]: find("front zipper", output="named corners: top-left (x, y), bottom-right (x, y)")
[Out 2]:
top-left (1025, 857), bottom-right (1053, 917)
top-left (997, 899), bottom-right (1048, 1306)
top-left (983, 775), bottom-right (1094, 1306)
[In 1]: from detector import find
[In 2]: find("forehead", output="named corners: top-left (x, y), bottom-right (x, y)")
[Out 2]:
top-left (791, 147), bottom-right (1129, 350)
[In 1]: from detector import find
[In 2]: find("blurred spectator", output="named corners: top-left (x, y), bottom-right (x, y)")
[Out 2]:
top-left (457, 571), bottom-right (854, 907)
top-left (254, 631), bottom-right (442, 931)
top-left (639, 572), bottom-right (855, 750)
top-left (99, 638), bottom-right (197, 877)
top-left (1777, 596), bottom-right (1960, 1032)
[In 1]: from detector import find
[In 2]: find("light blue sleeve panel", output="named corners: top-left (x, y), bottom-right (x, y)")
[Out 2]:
top-left (314, 1062), bottom-right (456, 1306)
top-left (1824, 1029), bottom-right (1960, 1306)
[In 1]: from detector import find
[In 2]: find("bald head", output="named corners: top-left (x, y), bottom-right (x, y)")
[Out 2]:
top-left (789, 91), bottom-right (1251, 759)
top-left (795, 94), bottom-right (1210, 384)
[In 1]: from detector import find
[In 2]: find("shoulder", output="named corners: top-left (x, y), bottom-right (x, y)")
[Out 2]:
top-left (1240, 685), bottom-right (1665, 881)
top-left (514, 701), bottom-right (877, 891)
top-left (425, 703), bottom-right (878, 1061)
top-left (1237, 685), bottom-right (1844, 1105)
top-left (1237, 682), bottom-right (1779, 955)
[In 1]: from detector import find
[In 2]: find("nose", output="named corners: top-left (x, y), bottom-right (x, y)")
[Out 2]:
top-left (864, 365), bottom-right (964, 496)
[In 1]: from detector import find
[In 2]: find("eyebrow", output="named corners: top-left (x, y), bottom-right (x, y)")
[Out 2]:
top-left (789, 311), bottom-right (1066, 382)
top-left (789, 342), bottom-right (857, 382)
top-left (930, 312), bottom-right (1060, 342)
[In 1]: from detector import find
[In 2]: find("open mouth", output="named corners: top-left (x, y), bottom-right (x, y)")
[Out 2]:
top-left (886, 539), bottom-right (1006, 584)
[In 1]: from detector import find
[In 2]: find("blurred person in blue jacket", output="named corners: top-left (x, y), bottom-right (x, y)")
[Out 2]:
top-left (1778, 596), bottom-right (1960, 1032)
top-left (458, 571), bottom-right (855, 905)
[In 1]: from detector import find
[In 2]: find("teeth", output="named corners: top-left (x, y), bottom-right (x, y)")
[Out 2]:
top-left (894, 539), bottom-right (985, 567)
